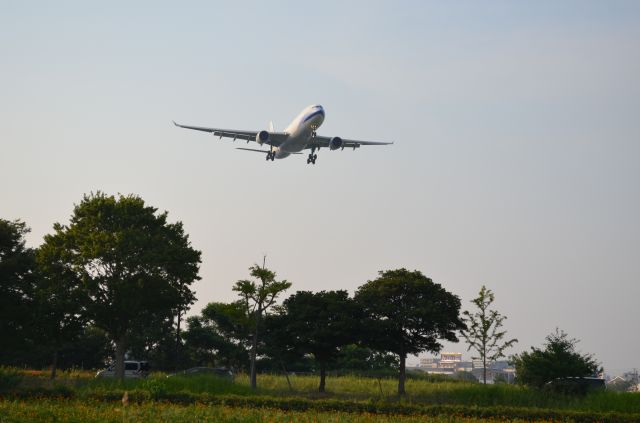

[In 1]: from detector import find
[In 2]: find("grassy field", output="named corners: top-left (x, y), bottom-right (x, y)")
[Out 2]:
top-left (0, 399), bottom-right (540, 423)
top-left (2, 368), bottom-right (640, 422)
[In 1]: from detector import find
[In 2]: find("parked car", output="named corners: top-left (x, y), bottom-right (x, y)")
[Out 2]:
top-left (167, 367), bottom-right (233, 379)
top-left (96, 361), bottom-right (150, 378)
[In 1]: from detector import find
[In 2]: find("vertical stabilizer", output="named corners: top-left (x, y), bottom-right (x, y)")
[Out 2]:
top-left (268, 121), bottom-right (275, 132)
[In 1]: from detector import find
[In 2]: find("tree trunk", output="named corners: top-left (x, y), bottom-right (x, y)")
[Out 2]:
top-left (250, 309), bottom-right (261, 389)
top-left (483, 356), bottom-right (487, 384)
top-left (398, 354), bottom-right (406, 396)
top-left (319, 362), bottom-right (327, 393)
top-left (50, 349), bottom-right (58, 380)
top-left (280, 361), bottom-right (293, 392)
top-left (115, 334), bottom-right (127, 382)
top-left (175, 308), bottom-right (182, 372)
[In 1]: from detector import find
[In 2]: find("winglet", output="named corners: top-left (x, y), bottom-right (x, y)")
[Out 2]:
top-left (172, 120), bottom-right (178, 126)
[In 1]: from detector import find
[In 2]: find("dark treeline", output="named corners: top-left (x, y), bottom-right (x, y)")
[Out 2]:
top-left (0, 192), bottom-right (466, 394)
top-left (2, 192), bottom-right (603, 395)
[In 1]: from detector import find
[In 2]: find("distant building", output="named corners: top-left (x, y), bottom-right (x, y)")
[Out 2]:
top-left (439, 352), bottom-right (462, 368)
top-left (415, 352), bottom-right (515, 383)
top-left (419, 358), bottom-right (437, 368)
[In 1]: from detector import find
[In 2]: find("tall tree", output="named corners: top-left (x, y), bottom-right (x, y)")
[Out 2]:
top-left (0, 219), bottom-right (36, 365)
top-left (355, 269), bottom-right (465, 395)
top-left (233, 262), bottom-right (291, 389)
top-left (40, 192), bottom-right (201, 380)
top-left (511, 328), bottom-right (601, 389)
top-left (460, 285), bottom-right (518, 384)
top-left (270, 290), bottom-right (361, 392)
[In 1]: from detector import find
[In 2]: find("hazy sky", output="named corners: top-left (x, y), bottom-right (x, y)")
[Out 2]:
top-left (2, 1), bottom-right (639, 374)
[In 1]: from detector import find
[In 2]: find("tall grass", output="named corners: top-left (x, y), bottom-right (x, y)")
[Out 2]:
top-left (0, 399), bottom-right (554, 423)
top-left (5, 368), bottom-right (639, 414)
top-left (234, 373), bottom-right (640, 413)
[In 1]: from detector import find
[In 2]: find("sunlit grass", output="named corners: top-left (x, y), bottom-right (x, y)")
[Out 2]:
top-left (4, 367), bottom-right (640, 415)
top-left (0, 399), bottom-right (549, 423)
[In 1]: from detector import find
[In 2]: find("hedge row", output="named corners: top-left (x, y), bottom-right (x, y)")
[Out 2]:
top-left (4, 389), bottom-right (640, 423)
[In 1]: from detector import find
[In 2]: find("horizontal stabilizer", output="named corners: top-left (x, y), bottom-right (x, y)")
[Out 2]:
top-left (235, 148), bottom-right (303, 155)
top-left (236, 148), bottom-right (269, 153)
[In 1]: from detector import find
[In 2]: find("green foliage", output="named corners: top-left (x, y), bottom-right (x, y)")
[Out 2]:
top-left (14, 399), bottom-right (634, 423)
top-left (4, 371), bottom-right (640, 419)
top-left (233, 262), bottom-right (291, 389)
top-left (233, 265), bottom-right (292, 324)
top-left (182, 310), bottom-right (249, 370)
top-left (3, 392), bottom-right (640, 423)
top-left (460, 285), bottom-right (517, 384)
top-left (56, 326), bottom-right (111, 370)
top-left (453, 371), bottom-right (479, 383)
top-left (0, 219), bottom-right (37, 365)
top-left (0, 367), bottom-right (23, 393)
top-left (334, 345), bottom-right (399, 375)
top-left (511, 328), bottom-right (601, 389)
top-left (268, 290), bottom-right (361, 392)
top-left (355, 269), bottom-right (464, 395)
top-left (39, 192), bottom-right (202, 379)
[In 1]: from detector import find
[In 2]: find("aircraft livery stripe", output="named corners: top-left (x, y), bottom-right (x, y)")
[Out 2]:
top-left (302, 109), bottom-right (325, 123)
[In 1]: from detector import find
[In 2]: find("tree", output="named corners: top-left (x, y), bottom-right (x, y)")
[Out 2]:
top-left (354, 269), bottom-right (465, 395)
top-left (0, 219), bottom-right (36, 365)
top-left (511, 328), bottom-right (601, 389)
top-left (182, 302), bottom-right (251, 370)
top-left (57, 326), bottom-right (111, 370)
top-left (334, 344), bottom-right (399, 375)
top-left (40, 192), bottom-right (201, 380)
top-left (35, 239), bottom-right (87, 379)
top-left (460, 285), bottom-right (518, 384)
top-left (233, 262), bottom-right (291, 389)
top-left (270, 290), bottom-right (361, 392)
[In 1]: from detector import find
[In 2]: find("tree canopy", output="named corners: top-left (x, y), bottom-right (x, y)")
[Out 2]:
top-left (0, 219), bottom-right (36, 364)
top-left (271, 290), bottom-right (361, 392)
top-left (355, 269), bottom-right (465, 395)
top-left (511, 328), bottom-right (600, 389)
top-left (233, 263), bottom-right (291, 389)
top-left (39, 192), bottom-right (201, 380)
top-left (460, 285), bottom-right (517, 384)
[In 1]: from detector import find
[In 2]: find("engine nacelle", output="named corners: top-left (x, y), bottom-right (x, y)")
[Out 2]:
top-left (329, 136), bottom-right (343, 150)
top-left (256, 130), bottom-right (270, 145)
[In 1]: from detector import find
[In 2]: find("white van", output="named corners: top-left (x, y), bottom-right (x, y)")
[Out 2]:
top-left (96, 361), bottom-right (150, 378)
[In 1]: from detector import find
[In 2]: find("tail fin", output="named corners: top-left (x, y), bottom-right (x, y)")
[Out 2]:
top-left (268, 121), bottom-right (275, 132)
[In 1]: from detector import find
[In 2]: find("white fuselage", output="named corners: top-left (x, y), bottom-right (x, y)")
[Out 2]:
top-left (273, 104), bottom-right (325, 159)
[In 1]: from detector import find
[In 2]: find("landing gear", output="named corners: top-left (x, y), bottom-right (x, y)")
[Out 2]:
top-left (266, 150), bottom-right (276, 161)
top-left (307, 151), bottom-right (318, 164)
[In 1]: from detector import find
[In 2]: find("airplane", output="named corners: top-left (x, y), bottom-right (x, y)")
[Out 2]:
top-left (173, 105), bottom-right (393, 164)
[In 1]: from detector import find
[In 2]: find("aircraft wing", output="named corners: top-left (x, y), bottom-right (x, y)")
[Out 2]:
top-left (312, 135), bottom-right (393, 150)
top-left (173, 121), bottom-right (288, 147)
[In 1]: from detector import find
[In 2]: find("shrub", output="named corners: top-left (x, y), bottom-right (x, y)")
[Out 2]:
top-left (0, 367), bottom-right (22, 393)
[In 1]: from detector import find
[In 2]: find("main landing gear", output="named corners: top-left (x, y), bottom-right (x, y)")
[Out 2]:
top-left (307, 146), bottom-right (318, 165)
top-left (266, 150), bottom-right (276, 161)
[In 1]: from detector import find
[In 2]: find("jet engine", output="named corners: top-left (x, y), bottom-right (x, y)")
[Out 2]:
top-left (329, 136), bottom-right (343, 150)
top-left (256, 130), bottom-right (270, 145)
